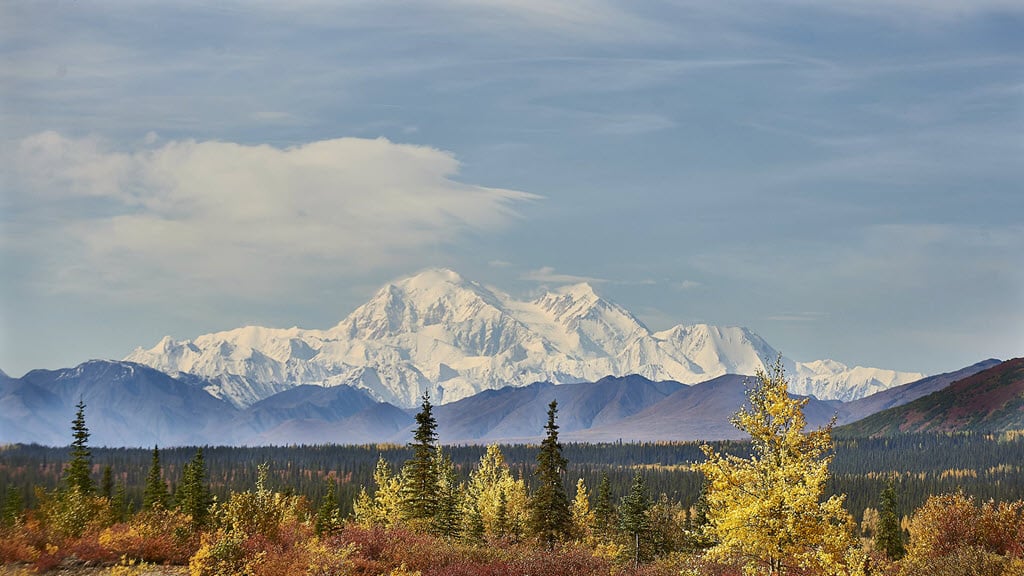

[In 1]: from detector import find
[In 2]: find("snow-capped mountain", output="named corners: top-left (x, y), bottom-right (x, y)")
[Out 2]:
top-left (791, 360), bottom-right (923, 402)
top-left (126, 268), bottom-right (922, 408)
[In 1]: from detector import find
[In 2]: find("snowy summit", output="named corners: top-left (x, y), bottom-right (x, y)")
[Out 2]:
top-left (126, 269), bottom-right (923, 408)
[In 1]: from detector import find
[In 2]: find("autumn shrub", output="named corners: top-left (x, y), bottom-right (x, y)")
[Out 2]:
top-left (191, 476), bottom-right (352, 576)
top-left (425, 561), bottom-right (513, 576)
top-left (901, 493), bottom-right (1024, 576)
top-left (0, 525), bottom-right (41, 564)
top-left (190, 528), bottom-right (356, 576)
top-left (2, 502), bottom-right (118, 570)
top-left (342, 524), bottom-right (515, 575)
top-left (189, 529), bottom-right (246, 576)
top-left (64, 530), bottom-right (118, 564)
top-left (98, 509), bottom-right (198, 564)
top-left (304, 536), bottom-right (357, 576)
top-left (33, 544), bottom-right (63, 573)
top-left (507, 543), bottom-right (612, 576)
top-left (381, 528), bottom-right (464, 568)
top-left (341, 524), bottom-right (389, 560)
top-left (35, 486), bottom-right (114, 539)
top-left (213, 467), bottom-right (310, 541)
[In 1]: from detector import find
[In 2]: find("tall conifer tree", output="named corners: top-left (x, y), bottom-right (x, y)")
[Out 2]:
top-left (875, 482), bottom-right (905, 560)
top-left (64, 400), bottom-right (94, 494)
top-left (100, 465), bottom-right (113, 499)
top-left (620, 471), bottom-right (652, 568)
top-left (495, 488), bottom-right (510, 539)
top-left (529, 400), bottom-right (571, 546)
top-left (1, 488), bottom-right (23, 527)
top-left (112, 481), bottom-right (129, 522)
top-left (402, 392), bottom-right (439, 524)
top-left (142, 445), bottom-right (169, 510)
top-left (315, 476), bottom-right (340, 535)
top-left (176, 448), bottom-right (211, 528)
top-left (432, 447), bottom-right (462, 539)
top-left (593, 471), bottom-right (615, 540)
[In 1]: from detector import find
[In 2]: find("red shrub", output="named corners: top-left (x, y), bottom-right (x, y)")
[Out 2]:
top-left (65, 530), bottom-right (118, 564)
top-left (508, 544), bottom-right (611, 576)
top-left (0, 527), bottom-right (40, 564)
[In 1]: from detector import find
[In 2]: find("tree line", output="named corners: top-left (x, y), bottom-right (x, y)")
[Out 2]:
top-left (3, 429), bottom-right (1022, 525)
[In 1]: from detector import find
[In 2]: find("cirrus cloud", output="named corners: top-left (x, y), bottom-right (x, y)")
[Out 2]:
top-left (6, 132), bottom-right (539, 300)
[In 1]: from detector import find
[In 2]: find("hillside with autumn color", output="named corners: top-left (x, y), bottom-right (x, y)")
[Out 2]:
top-left (837, 358), bottom-right (1024, 437)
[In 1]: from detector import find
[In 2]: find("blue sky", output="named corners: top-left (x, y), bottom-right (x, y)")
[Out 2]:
top-left (2, 0), bottom-right (1022, 377)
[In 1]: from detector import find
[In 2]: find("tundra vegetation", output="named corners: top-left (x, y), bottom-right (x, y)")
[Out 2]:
top-left (1, 364), bottom-right (1023, 575)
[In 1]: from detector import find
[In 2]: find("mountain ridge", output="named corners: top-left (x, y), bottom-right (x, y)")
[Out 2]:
top-left (0, 358), bottom-right (1003, 447)
top-left (836, 358), bottom-right (1024, 437)
top-left (125, 268), bottom-right (922, 408)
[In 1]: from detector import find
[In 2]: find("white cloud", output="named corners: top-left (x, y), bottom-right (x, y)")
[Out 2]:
top-left (7, 132), bottom-right (539, 300)
top-left (522, 266), bottom-right (606, 284)
top-left (677, 280), bottom-right (702, 290)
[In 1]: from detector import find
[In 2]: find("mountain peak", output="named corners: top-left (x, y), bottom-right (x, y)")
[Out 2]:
top-left (124, 269), bottom-right (924, 408)
top-left (800, 358), bottom-right (847, 374)
top-left (335, 267), bottom-right (508, 341)
top-left (534, 281), bottom-right (616, 316)
top-left (400, 267), bottom-right (465, 285)
top-left (555, 281), bottom-right (600, 300)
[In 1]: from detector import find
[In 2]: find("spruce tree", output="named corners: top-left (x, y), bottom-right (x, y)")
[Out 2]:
top-left (432, 447), bottom-right (462, 539)
top-left (463, 501), bottom-right (485, 544)
top-left (100, 465), bottom-right (113, 499)
top-left (112, 481), bottom-right (129, 522)
top-left (64, 400), bottom-right (94, 494)
top-left (176, 448), bottom-right (211, 528)
top-left (528, 399), bottom-right (571, 546)
top-left (402, 392), bottom-right (439, 525)
top-left (593, 471), bottom-right (615, 540)
top-left (1, 488), bottom-right (23, 527)
top-left (495, 488), bottom-right (510, 539)
top-left (620, 470), bottom-right (652, 568)
top-left (687, 478), bottom-right (715, 550)
top-left (315, 476), bottom-right (340, 535)
top-left (142, 445), bottom-right (169, 511)
top-left (875, 482), bottom-right (906, 560)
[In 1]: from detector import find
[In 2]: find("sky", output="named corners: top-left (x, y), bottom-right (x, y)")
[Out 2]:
top-left (1, 0), bottom-right (1022, 378)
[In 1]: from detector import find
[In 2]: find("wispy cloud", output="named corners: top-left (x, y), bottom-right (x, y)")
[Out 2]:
top-left (776, 0), bottom-right (1024, 20)
top-left (5, 132), bottom-right (539, 300)
top-left (765, 312), bottom-right (828, 323)
top-left (521, 267), bottom-right (606, 284)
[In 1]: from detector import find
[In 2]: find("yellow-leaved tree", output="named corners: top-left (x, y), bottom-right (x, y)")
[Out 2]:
top-left (571, 477), bottom-right (595, 542)
top-left (697, 357), bottom-right (865, 576)
top-left (353, 456), bottom-right (405, 528)
top-left (464, 444), bottom-right (529, 540)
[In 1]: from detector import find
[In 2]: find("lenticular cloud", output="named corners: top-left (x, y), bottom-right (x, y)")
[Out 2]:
top-left (10, 132), bottom-right (538, 296)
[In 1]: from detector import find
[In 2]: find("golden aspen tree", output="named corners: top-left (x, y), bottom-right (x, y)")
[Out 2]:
top-left (353, 456), bottom-right (405, 527)
top-left (571, 477), bottom-right (595, 541)
top-left (698, 357), bottom-right (865, 576)
top-left (466, 444), bottom-right (529, 540)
